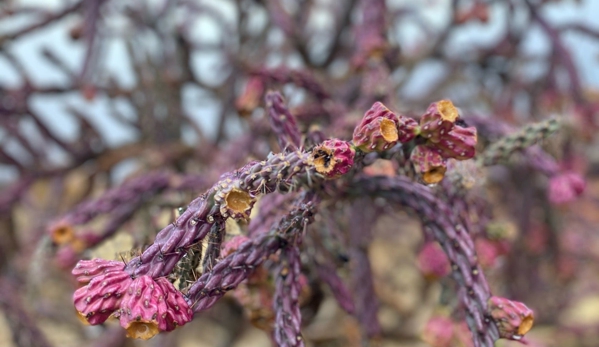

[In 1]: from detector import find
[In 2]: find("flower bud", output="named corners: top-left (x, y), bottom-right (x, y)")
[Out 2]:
top-left (419, 100), bottom-right (459, 143)
top-left (353, 102), bottom-right (417, 152)
top-left (487, 296), bottom-right (534, 340)
top-left (410, 145), bottom-right (447, 184)
top-left (311, 139), bottom-right (355, 179)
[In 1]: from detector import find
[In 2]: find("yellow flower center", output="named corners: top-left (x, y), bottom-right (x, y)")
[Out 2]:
top-left (380, 118), bottom-right (399, 143)
top-left (437, 100), bottom-right (458, 123)
top-left (225, 188), bottom-right (253, 215)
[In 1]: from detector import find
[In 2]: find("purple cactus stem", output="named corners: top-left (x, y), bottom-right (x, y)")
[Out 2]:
top-left (548, 172), bottom-right (585, 205)
top-left (222, 235), bottom-right (251, 257)
top-left (316, 263), bottom-right (355, 314)
top-left (349, 176), bottom-right (501, 347)
top-left (0, 277), bottom-right (54, 347)
top-left (487, 296), bottom-right (534, 340)
top-left (419, 100), bottom-right (460, 143)
top-left (410, 145), bottom-right (448, 184)
top-left (273, 246), bottom-right (305, 347)
top-left (248, 193), bottom-right (295, 237)
top-left (265, 91), bottom-right (302, 151)
top-left (348, 199), bottom-right (381, 341)
top-left (186, 195), bottom-right (317, 313)
top-left (417, 242), bottom-right (451, 280)
top-left (353, 102), bottom-right (417, 152)
top-left (49, 171), bottom-right (171, 228)
top-left (310, 139), bottom-right (355, 179)
top-left (121, 150), bottom-right (317, 279)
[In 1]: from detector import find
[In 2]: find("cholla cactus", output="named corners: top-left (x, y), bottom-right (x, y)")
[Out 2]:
top-left (1, 1), bottom-right (593, 347)
top-left (60, 99), bottom-right (554, 347)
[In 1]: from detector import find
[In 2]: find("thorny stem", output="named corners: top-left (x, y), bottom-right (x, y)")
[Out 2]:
top-left (124, 150), bottom-right (318, 278)
top-left (185, 194), bottom-right (318, 312)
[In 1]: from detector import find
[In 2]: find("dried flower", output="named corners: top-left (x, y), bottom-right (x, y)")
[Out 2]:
top-left (214, 179), bottom-right (256, 220)
top-left (487, 296), bottom-right (534, 340)
top-left (410, 145), bottom-right (447, 184)
top-left (435, 125), bottom-right (478, 160)
top-left (419, 100), bottom-right (459, 143)
top-left (353, 102), bottom-right (417, 152)
top-left (311, 139), bottom-right (355, 179)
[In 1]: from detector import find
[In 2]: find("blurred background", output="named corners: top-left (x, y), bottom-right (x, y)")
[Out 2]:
top-left (1, 0), bottom-right (599, 346)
